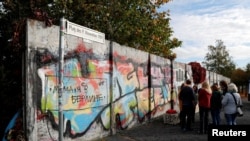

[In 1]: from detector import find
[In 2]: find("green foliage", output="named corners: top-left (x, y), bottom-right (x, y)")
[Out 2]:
top-left (1, 0), bottom-right (181, 57)
top-left (245, 63), bottom-right (250, 81)
top-left (202, 40), bottom-right (236, 78)
top-left (227, 53), bottom-right (250, 87)
top-left (50, 0), bottom-right (181, 57)
top-left (246, 63), bottom-right (250, 73)
top-left (0, 0), bottom-right (181, 135)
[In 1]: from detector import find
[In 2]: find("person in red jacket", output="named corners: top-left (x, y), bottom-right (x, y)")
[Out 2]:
top-left (198, 81), bottom-right (212, 134)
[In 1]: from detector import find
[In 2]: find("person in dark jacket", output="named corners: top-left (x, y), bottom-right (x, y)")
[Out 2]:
top-left (219, 80), bottom-right (228, 96)
top-left (179, 79), bottom-right (195, 131)
top-left (210, 83), bottom-right (223, 125)
top-left (192, 85), bottom-right (198, 123)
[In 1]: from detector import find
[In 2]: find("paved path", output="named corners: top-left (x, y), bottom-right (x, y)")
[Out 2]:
top-left (101, 97), bottom-right (250, 141)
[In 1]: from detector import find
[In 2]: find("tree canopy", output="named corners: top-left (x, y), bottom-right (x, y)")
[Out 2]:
top-left (231, 68), bottom-right (248, 86)
top-left (0, 0), bottom-right (181, 136)
top-left (0, 0), bottom-right (181, 58)
top-left (62, 0), bottom-right (181, 57)
top-left (202, 40), bottom-right (236, 77)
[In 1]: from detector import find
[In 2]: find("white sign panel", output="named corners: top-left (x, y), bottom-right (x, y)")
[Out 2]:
top-left (67, 21), bottom-right (105, 43)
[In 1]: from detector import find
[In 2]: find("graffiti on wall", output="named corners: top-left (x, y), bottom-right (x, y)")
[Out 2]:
top-left (24, 19), bottom-right (231, 141)
top-left (34, 40), bottom-right (172, 140)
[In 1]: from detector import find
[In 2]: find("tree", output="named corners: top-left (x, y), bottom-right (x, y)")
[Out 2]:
top-left (231, 68), bottom-right (247, 86)
top-left (246, 63), bottom-right (250, 75)
top-left (202, 40), bottom-right (236, 78)
top-left (48, 0), bottom-right (181, 58)
top-left (0, 0), bottom-right (181, 136)
top-left (245, 63), bottom-right (250, 83)
top-left (1, 0), bottom-right (181, 57)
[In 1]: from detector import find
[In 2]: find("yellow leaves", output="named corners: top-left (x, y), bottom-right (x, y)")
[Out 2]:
top-left (152, 19), bottom-right (158, 25)
top-left (154, 0), bottom-right (172, 5)
top-left (135, 29), bottom-right (142, 35)
top-left (149, 43), bottom-right (153, 49)
top-left (152, 8), bottom-right (156, 13)
top-left (168, 53), bottom-right (177, 60)
top-left (151, 35), bottom-right (160, 42)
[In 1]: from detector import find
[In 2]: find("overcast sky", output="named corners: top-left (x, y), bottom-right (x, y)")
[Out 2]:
top-left (159, 0), bottom-right (250, 69)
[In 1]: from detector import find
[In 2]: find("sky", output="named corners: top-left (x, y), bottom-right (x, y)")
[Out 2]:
top-left (159, 0), bottom-right (250, 69)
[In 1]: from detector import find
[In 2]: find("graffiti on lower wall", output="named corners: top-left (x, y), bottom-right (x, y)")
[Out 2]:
top-left (33, 43), bottom-right (173, 140)
top-left (27, 19), bottom-right (176, 141)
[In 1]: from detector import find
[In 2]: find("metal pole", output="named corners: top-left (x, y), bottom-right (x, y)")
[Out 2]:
top-left (148, 54), bottom-right (151, 120)
top-left (170, 59), bottom-right (174, 109)
top-left (58, 17), bottom-right (65, 141)
top-left (109, 39), bottom-right (114, 135)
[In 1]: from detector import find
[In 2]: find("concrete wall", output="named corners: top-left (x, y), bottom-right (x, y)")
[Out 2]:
top-left (25, 19), bottom-right (228, 141)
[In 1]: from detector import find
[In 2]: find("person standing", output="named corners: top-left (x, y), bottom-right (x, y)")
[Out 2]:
top-left (192, 85), bottom-right (198, 123)
top-left (179, 79), bottom-right (195, 132)
top-left (221, 83), bottom-right (243, 125)
top-left (178, 83), bottom-right (186, 112)
top-left (178, 83), bottom-right (186, 122)
top-left (198, 81), bottom-right (212, 134)
top-left (210, 83), bottom-right (222, 125)
top-left (219, 80), bottom-right (228, 96)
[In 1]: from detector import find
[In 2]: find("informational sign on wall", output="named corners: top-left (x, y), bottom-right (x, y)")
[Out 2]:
top-left (67, 20), bottom-right (105, 43)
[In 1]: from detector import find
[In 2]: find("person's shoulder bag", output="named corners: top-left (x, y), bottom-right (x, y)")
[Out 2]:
top-left (230, 93), bottom-right (243, 117)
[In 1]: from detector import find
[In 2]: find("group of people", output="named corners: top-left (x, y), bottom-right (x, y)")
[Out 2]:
top-left (178, 79), bottom-right (243, 134)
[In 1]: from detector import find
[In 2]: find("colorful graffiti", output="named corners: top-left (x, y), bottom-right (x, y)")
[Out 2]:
top-left (25, 19), bottom-right (229, 141)
top-left (33, 40), bottom-right (173, 140)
